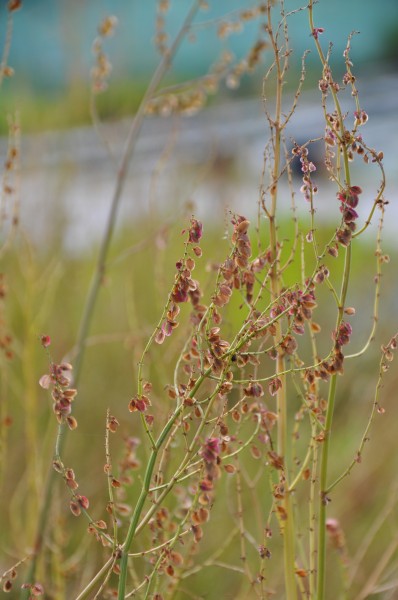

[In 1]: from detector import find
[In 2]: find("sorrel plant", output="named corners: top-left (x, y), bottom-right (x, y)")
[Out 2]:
top-left (0, 1), bottom-right (396, 599)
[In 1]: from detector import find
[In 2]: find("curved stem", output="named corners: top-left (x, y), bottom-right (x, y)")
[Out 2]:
top-left (21, 3), bottom-right (201, 597)
top-left (117, 365), bottom-right (210, 598)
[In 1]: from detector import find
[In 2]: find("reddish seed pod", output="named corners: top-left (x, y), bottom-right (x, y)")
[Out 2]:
top-left (8, 0), bottom-right (22, 11)
top-left (65, 468), bottom-right (75, 480)
top-left (188, 219), bottom-right (203, 243)
top-left (70, 501), bottom-right (81, 517)
top-left (198, 507), bottom-right (209, 522)
top-left (52, 459), bottom-right (63, 473)
top-left (154, 329), bottom-right (166, 344)
top-left (231, 410), bottom-right (241, 423)
top-left (191, 510), bottom-right (201, 525)
top-left (95, 520), bottom-right (107, 529)
top-left (251, 445), bottom-right (261, 459)
top-left (236, 219), bottom-right (250, 234)
top-left (67, 416), bottom-right (78, 430)
top-left (40, 335), bottom-right (51, 348)
top-left (186, 257), bottom-right (195, 270)
top-left (224, 464), bottom-right (236, 474)
top-left (31, 583), bottom-right (44, 596)
top-left (192, 524), bottom-right (203, 543)
top-left (199, 478), bottom-right (213, 492)
top-left (107, 416), bottom-right (119, 433)
top-left (66, 478), bottom-right (78, 490)
top-left (145, 414), bottom-right (154, 426)
top-left (39, 374), bottom-right (52, 389)
top-left (170, 551), bottom-right (184, 566)
top-left (77, 495), bottom-right (90, 510)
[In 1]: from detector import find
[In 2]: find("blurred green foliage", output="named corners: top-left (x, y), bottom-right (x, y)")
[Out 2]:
top-left (1, 211), bottom-right (396, 597)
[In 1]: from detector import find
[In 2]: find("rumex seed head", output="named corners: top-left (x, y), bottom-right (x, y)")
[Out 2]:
top-left (40, 335), bottom-right (51, 348)
top-left (77, 495), bottom-right (90, 510)
top-left (8, 0), bottom-right (22, 12)
top-left (70, 501), bottom-right (81, 517)
top-left (188, 219), bottom-right (203, 243)
top-left (107, 415), bottom-right (119, 432)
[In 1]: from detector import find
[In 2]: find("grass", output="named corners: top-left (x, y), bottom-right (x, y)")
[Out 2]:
top-left (1, 1), bottom-right (397, 599)
top-left (1, 217), bottom-right (395, 598)
top-left (0, 81), bottom-right (149, 135)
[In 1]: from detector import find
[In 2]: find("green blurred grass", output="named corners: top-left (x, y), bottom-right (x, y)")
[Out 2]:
top-left (1, 210), bottom-right (396, 597)
top-left (0, 80), bottom-right (147, 135)
top-left (0, 65), bottom-right (325, 135)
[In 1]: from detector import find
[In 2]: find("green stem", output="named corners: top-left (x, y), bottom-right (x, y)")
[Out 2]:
top-left (316, 373), bottom-right (337, 600)
top-left (308, 3), bottom-right (355, 598)
top-left (265, 2), bottom-right (297, 596)
top-left (21, 4), bottom-right (201, 597)
top-left (75, 556), bottom-right (115, 600)
top-left (117, 367), bottom-right (210, 598)
top-left (117, 410), bottom-right (178, 599)
top-left (316, 243), bottom-right (352, 600)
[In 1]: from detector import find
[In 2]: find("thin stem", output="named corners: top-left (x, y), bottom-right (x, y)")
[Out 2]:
top-left (74, 556), bottom-right (115, 600)
top-left (117, 403), bottom-right (183, 599)
top-left (355, 536), bottom-right (398, 600)
top-left (308, 3), bottom-right (354, 597)
top-left (117, 364), bottom-right (210, 599)
top-left (73, 0), bottom-right (201, 388)
top-left (0, 11), bottom-right (13, 88)
top-left (21, 3), bottom-right (201, 596)
top-left (316, 372), bottom-right (337, 600)
top-left (327, 344), bottom-right (390, 494)
top-left (265, 2), bottom-right (297, 598)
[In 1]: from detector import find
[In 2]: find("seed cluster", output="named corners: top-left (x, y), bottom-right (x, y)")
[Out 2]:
top-left (39, 343), bottom-right (78, 430)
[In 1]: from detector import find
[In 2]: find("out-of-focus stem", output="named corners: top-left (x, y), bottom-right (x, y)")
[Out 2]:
top-left (308, 3), bottom-right (354, 598)
top-left (266, 3), bottom-right (297, 598)
top-left (21, 3), bottom-right (201, 597)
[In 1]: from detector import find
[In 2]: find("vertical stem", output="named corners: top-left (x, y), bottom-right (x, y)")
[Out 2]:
top-left (72, 0), bottom-right (201, 388)
top-left (309, 431), bottom-right (318, 597)
top-left (21, 4), bottom-right (201, 597)
top-left (316, 245), bottom-right (351, 600)
top-left (316, 373), bottom-right (337, 600)
top-left (308, 3), bottom-right (353, 597)
top-left (117, 366), bottom-right (212, 599)
top-left (266, 3), bottom-right (297, 597)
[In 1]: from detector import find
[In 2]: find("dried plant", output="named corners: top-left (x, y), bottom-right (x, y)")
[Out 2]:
top-left (1, 1), bottom-right (396, 599)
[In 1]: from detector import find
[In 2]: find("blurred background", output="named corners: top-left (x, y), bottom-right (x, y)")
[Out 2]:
top-left (2, 0), bottom-right (398, 120)
top-left (0, 0), bottom-right (397, 249)
top-left (1, 1), bottom-right (398, 598)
